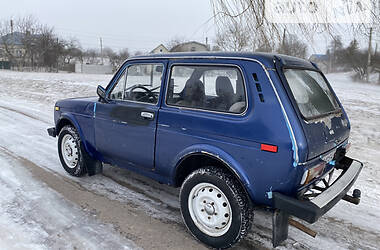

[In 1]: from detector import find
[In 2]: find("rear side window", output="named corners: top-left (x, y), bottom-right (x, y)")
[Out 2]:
top-left (166, 65), bottom-right (247, 114)
top-left (284, 69), bottom-right (340, 119)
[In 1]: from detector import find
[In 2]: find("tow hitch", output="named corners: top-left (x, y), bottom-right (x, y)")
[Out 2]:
top-left (343, 189), bottom-right (361, 205)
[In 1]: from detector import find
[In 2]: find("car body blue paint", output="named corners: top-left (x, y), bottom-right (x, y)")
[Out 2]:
top-left (51, 52), bottom-right (351, 207)
top-left (170, 144), bottom-right (252, 185)
top-left (56, 112), bottom-right (93, 154)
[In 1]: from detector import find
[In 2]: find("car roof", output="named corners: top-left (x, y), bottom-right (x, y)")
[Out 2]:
top-left (130, 52), bottom-right (315, 69)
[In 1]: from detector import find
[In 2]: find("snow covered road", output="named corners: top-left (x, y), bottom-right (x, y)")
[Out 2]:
top-left (0, 70), bottom-right (379, 249)
top-left (0, 147), bottom-right (137, 250)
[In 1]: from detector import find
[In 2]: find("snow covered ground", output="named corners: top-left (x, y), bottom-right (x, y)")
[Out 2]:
top-left (0, 70), bottom-right (379, 249)
top-left (0, 148), bottom-right (137, 250)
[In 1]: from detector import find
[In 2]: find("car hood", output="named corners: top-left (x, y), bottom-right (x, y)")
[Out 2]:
top-left (56, 96), bottom-right (98, 116)
top-left (56, 96), bottom-right (98, 108)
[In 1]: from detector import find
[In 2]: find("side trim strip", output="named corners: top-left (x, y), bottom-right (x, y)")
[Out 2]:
top-left (263, 68), bottom-right (299, 166)
top-left (93, 102), bottom-right (97, 118)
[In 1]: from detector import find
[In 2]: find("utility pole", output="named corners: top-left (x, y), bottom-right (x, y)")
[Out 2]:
top-left (56, 38), bottom-right (59, 73)
top-left (100, 37), bottom-right (103, 65)
top-left (282, 28), bottom-right (286, 49)
top-left (10, 19), bottom-right (13, 33)
top-left (367, 27), bottom-right (373, 82)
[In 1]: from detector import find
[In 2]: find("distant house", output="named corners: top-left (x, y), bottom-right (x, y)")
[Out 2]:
top-left (0, 32), bottom-right (35, 57)
top-left (170, 41), bottom-right (209, 52)
top-left (309, 54), bottom-right (330, 72)
top-left (0, 31), bottom-right (24, 47)
top-left (0, 31), bottom-right (41, 69)
top-left (151, 44), bottom-right (169, 54)
top-left (0, 32), bottom-right (27, 68)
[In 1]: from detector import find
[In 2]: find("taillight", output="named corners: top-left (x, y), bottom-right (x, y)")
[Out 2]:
top-left (301, 163), bottom-right (326, 185)
top-left (344, 142), bottom-right (351, 153)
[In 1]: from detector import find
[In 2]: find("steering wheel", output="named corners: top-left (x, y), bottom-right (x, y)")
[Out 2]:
top-left (129, 85), bottom-right (157, 103)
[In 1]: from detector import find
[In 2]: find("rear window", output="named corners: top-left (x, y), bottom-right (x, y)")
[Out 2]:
top-left (284, 69), bottom-right (340, 119)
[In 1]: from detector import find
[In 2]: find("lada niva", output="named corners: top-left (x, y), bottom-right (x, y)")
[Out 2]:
top-left (48, 52), bottom-right (362, 248)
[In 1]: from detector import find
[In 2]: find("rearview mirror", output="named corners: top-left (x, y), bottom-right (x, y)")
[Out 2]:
top-left (97, 85), bottom-right (107, 102)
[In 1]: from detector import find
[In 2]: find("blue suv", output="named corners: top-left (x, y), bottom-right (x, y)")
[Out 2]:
top-left (48, 52), bottom-right (362, 249)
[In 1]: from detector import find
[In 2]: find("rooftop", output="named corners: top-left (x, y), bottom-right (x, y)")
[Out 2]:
top-left (0, 32), bottom-right (40, 46)
top-left (131, 51), bottom-right (314, 69)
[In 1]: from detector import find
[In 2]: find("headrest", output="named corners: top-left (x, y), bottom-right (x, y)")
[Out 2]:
top-left (216, 76), bottom-right (234, 97)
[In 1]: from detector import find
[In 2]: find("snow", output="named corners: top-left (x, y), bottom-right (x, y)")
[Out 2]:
top-left (0, 147), bottom-right (137, 250)
top-left (0, 69), bottom-right (379, 249)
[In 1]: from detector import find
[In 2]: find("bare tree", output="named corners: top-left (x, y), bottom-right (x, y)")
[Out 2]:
top-left (103, 47), bottom-right (130, 71)
top-left (215, 20), bottom-right (251, 51)
top-left (16, 15), bottom-right (39, 68)
top-left (62, 38), bottom-right (83, 64)
top-left (277, 34), bottom-right (307, 58)
top-left (0, 16), bottom-right (41, 69)
top-left (83, 49), bottom-right (99, 64)
top-left (0, 16), bottom-right (67, 70)
top-left (343, 40), bottom-right (368, 80)
top-left (35, 25), bottom-right (64, 70)
top-left (118, 48), bottom-right (130, 61)
top-left (133, 50), bottom-right (144, 56)
top-left (211, 0), bottom-right (379, 53)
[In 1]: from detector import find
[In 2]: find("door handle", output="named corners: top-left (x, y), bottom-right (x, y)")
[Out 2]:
top-left (140, 111), bottom-right (154, 120)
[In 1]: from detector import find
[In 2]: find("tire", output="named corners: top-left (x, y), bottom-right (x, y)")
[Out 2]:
top-left (180, 167), bottom-right (253, 249)
top-left (57, 125), bottom-right (88, 177)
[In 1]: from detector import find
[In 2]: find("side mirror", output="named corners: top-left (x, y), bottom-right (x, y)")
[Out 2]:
top-left (97, 85), bottom-right (107, 102)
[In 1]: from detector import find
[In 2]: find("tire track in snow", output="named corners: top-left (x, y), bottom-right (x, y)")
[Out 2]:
top-left (0, 105), bottom-right (48, 123)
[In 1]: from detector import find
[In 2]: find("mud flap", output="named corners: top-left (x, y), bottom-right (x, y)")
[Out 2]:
top-left (80, 143), bottom-right (103, 176)
top-left (87, 160), bottom-right (103, 176)
top-left (272, 209), bottom-right (289, 248)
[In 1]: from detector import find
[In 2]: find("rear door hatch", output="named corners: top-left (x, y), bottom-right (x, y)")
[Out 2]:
top-left (276, 62), bottom-right (350, 160)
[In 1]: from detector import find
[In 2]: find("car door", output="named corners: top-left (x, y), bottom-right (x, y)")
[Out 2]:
top-left (94, 60), bottom-right (167, 170)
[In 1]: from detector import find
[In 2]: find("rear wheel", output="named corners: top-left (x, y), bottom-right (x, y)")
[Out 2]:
top-left (180, 167), bottom-right (253, 249)
top-left (58, 125), bottom-right (88, 177)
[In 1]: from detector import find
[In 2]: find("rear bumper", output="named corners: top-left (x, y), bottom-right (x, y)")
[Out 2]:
top-left (47, 127), bottom-right (56, 137)
top-left (273, 157), bottom-right (363, 223)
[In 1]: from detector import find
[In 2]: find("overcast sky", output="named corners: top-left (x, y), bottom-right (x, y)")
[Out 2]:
top-left (1, 0), bottom-right (374, 56)
top-left (0, 0), bottom-right (216, 53)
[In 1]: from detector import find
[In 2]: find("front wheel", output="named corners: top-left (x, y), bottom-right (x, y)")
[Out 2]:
top-left (180, 167), bottom-right (253, 249)
top-left (57, 125), bottom-right (88, 177)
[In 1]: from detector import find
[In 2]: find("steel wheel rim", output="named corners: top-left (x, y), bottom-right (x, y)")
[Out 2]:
top-left (61, 134), bottom-right (78, 168)
top-left (188, 182), bottom-right (232, 237)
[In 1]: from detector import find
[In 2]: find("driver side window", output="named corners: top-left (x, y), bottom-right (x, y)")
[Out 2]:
top-left (109, 63), bottom-right (163, 104)
top-left (124, 64), bottom-right (163, 104)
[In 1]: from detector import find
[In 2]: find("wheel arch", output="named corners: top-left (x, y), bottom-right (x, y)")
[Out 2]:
top-left (56, 113), bottom-right (93, 157)
top-left (172, 145), bottom-right (254, 202)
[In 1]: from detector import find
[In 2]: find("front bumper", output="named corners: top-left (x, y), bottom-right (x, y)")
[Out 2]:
top-left (273, 156), bottom-right (363, 224)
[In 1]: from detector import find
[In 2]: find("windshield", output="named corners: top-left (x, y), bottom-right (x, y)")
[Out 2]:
top-left (284, 69), bottom-right (340, 119)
